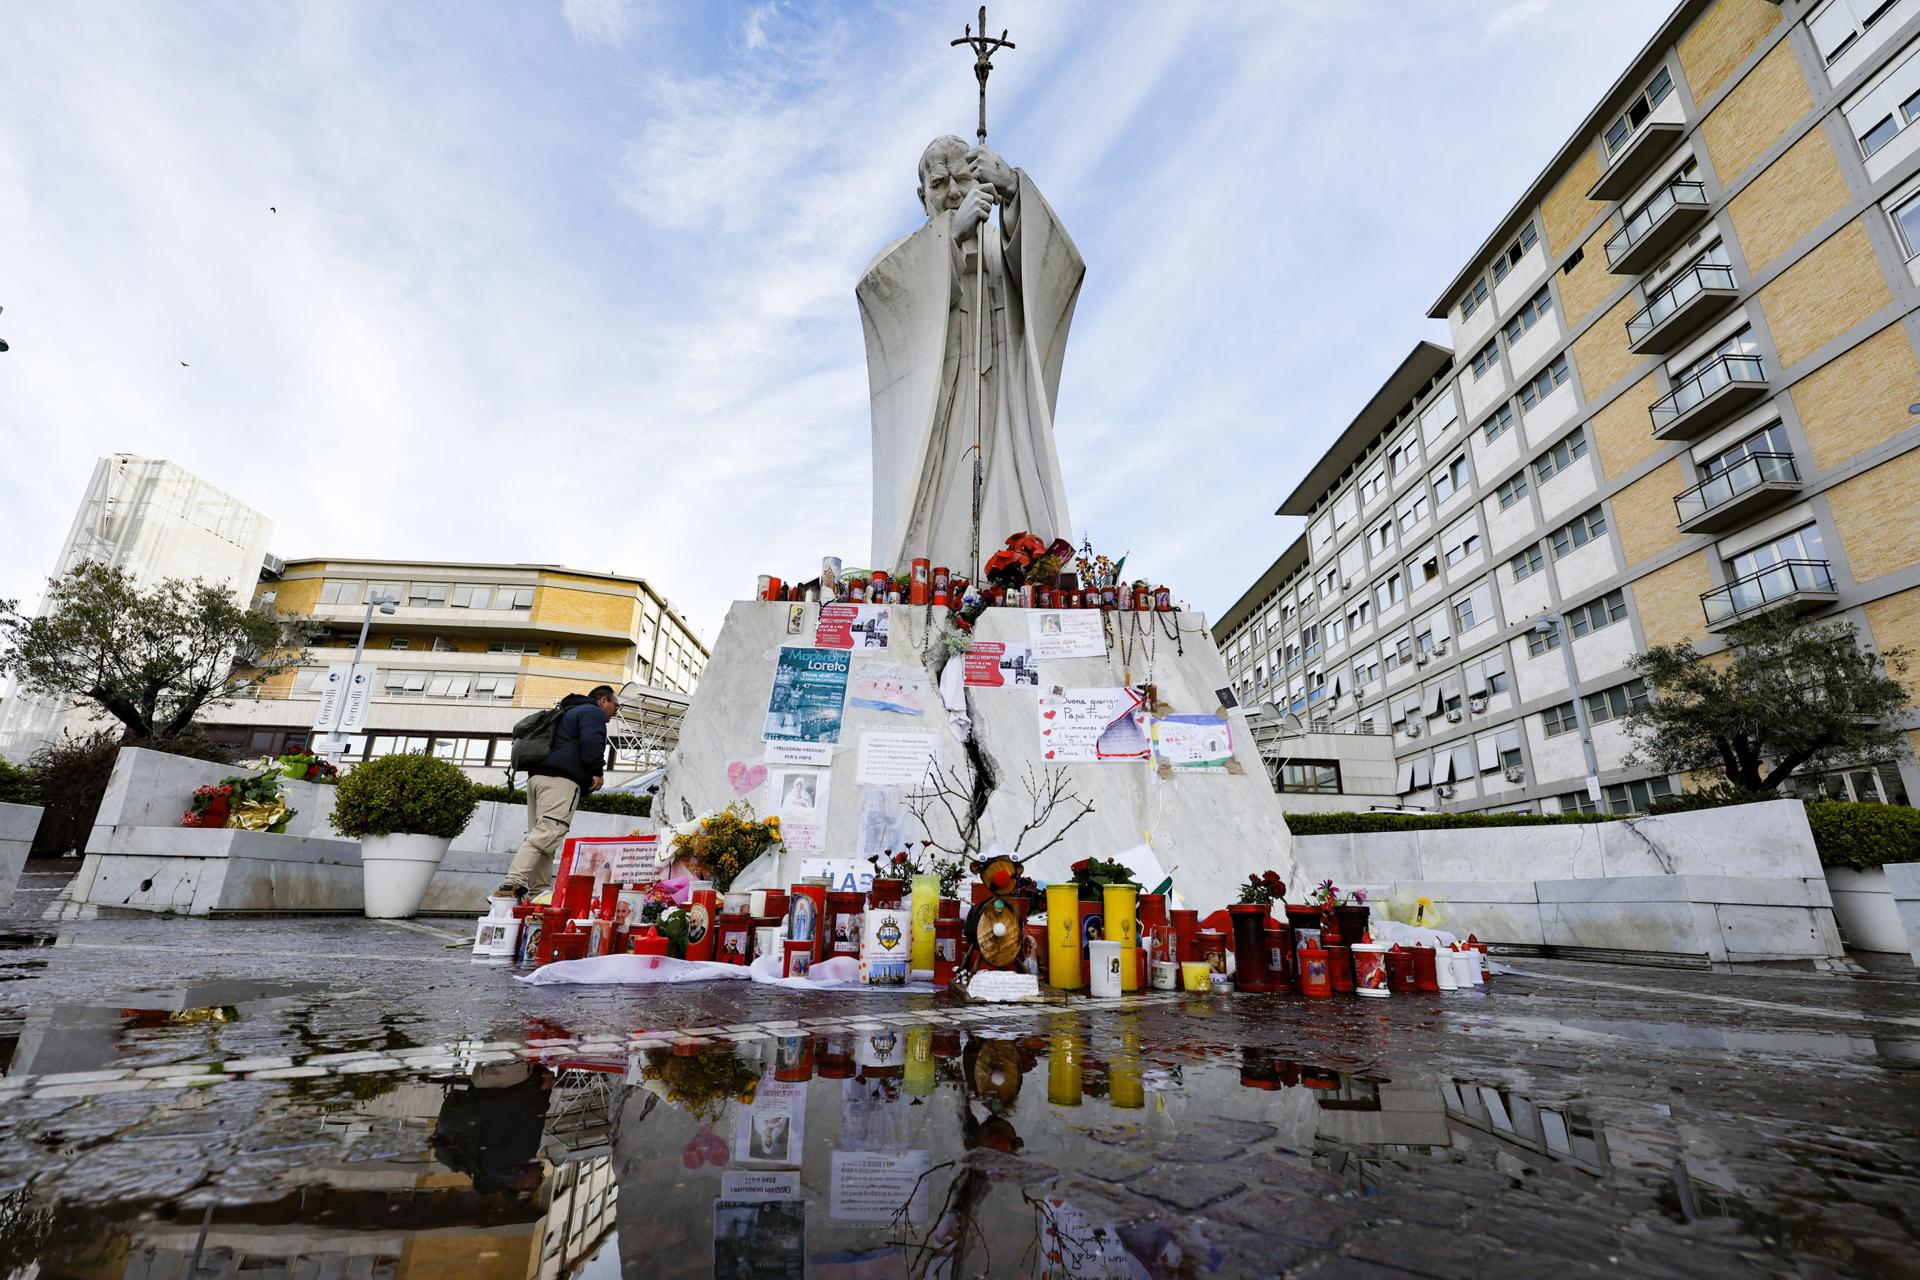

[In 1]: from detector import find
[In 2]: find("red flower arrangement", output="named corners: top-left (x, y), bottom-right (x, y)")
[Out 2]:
top-left (182, 782), bottom-right (235, 829)
top-left (1236, 870), bottom-right (1287, 906)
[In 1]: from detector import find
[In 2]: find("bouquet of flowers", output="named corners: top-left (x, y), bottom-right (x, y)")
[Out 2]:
top-left (1236, 870), bottom-right (1287, 905)
top-left (670, 803), bottom-right (780, 894)
top-left (182, 771), bottom-right (295, 832)
top-left (636, 1045), bottom-right (761, 1123)
top-left (1070, 856), bottom-right (1138, 902)
top-left (872, 843), bottom-right (967, 898)
top-left (278, 753), bottom-right (338, 783)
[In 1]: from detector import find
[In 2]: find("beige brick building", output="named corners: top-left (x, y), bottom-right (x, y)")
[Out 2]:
top-left (1217, 0), bottom-right (1920, 814)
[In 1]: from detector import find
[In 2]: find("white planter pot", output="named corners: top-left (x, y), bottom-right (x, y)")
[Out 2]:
top-left (361, 833), bottom-right (454, 919)
top-left (1824, 866), bottom-right (1909, 954)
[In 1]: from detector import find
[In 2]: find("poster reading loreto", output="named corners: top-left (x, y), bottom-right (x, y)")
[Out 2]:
top-left (764, 647), bottom-right (851, 746)
top-left (1037, 688), bottom-right (1150, 763)
top-left (816, 604), bottom-right (890, 651)
top-left (1152, 714), bottom-right (1234, 772)
top-left (1029, 609), bottom-right (1105, 661)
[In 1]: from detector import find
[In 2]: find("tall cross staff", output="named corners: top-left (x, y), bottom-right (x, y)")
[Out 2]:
top-left (952, 7), bottom-right (1013, 583)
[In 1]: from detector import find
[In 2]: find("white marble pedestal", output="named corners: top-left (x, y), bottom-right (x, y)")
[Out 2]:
top-left (660, 602), bottom-right (1298, 910)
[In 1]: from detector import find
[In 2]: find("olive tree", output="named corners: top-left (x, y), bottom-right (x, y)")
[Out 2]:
top-left (0, 562), bottom-right (314, 741)
top-left (1623, 609), bottom-right (1912, 795)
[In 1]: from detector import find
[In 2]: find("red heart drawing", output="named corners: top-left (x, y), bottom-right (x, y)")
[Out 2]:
top-left (1042, 729), bottom-right (1051, 735)
top-left (727, 761), bottom-right (767, 795)
top-left (1043, 710), bottom-right (1056, 719)
top-left (1044, 750), bottom-right (1055, 759)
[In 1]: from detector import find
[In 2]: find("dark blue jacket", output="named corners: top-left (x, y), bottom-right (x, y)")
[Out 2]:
top-left (529, 694), bottom-right (608, 791)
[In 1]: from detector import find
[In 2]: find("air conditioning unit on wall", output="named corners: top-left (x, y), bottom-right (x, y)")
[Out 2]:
top-left (1435, 783), bottom-right (1456, 800)
top-left (1505, 766), bottom-right (1526, 783)
top-left (1406, 722), bottom-right (1423, 737)
top-left (1446, 709), bottom-right (1463, 723)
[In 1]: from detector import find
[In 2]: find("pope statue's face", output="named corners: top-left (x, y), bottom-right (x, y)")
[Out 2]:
top-left (917, 138), bottom-right (975, 220)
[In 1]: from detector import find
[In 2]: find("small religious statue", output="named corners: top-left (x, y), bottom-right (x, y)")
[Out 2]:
top-left (859, 8), bottom-right (1082, 578)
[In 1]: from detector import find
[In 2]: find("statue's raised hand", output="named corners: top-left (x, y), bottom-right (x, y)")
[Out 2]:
top-left (966, 147), bottom-right (1017, 202)
top-left (953, 184), bottom-right (997, 241)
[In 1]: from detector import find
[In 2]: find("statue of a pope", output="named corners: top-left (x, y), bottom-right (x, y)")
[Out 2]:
top-left (858, 136), bottom-right (1083, 575)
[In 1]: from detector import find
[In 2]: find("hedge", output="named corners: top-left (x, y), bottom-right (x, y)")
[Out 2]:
top-left (1803, 800), bottom-right (1920, 871)
top-left (0, 759), bottom-right (40, 808)
top-left (473, 785), bottom-right (652, 819)
top-left (1284, 810), bottom-right (1622, 836)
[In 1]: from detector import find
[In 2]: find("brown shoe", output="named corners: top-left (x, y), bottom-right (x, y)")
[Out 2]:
top-left (490, 883), bottom-right (524, 901)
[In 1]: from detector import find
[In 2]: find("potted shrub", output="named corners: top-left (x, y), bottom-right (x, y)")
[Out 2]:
top-left (330, 753), bottom-right (477, 918)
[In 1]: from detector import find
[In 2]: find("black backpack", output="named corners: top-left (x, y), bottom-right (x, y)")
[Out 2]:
top-left (509, 703), bottom-right (568, 774)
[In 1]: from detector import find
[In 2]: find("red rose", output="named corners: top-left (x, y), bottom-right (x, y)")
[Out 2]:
top-left (1070, 859), bottom-right (1089, 874)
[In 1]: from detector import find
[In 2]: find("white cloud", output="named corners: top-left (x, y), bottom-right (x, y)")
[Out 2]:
top-left (563, 0), bottom-right (645, 47)
top-left (0, 0), bottom-right (1679, 647)
top-left (1487, 0), bottom-right (1553, 40)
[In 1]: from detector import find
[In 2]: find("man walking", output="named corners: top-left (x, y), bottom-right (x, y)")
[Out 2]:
top-left (494, 685), bottom-right (619, 900)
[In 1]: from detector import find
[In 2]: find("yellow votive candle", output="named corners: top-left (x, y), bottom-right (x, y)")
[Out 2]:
top-left (910, 874), bottom-right (939, 971)
top-left (1181, 961), bottom-right (1211, 992)
top-left (1046, 882), bottom-right (1082, 989)
top-left (1103, 883), bottom-right (1139, 991)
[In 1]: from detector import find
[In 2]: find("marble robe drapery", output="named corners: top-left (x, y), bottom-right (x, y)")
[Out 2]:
top-left (858, 171), bottom-right (1084, 574)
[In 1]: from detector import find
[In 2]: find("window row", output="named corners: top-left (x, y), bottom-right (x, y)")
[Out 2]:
top-left (319, 578), bottom-right (537, 611)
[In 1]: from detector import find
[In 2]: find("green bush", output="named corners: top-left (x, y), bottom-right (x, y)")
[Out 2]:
top-left (473, 784), bottom-right (651, 818)
top-left (0, 759), bottom-right (39, 807)
top-left (1284, 810), bottom-right (1623, 837)
top-left (1804, 800), bottom-right (1920, 871)
top-left (330, 753), bottom-right (477, 839)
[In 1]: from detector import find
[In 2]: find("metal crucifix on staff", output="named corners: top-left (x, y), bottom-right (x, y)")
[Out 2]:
top-left (953, 6), bottom-right (1013, 583)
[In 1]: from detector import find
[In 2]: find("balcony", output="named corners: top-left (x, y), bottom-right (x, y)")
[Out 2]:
top-left (1625, 263), bottom-right (1739, 355)
top-left (1588, 120), bottom-right (1687, 202)
top-left (1649, 354), bottom-right (1769, 440)
top-left (1701, 560), bottom-right (1837, 630)
top-left (1673, 453), bottom-right (1802, 534)
top-left (1605, 180), bottom-right (1711, 275)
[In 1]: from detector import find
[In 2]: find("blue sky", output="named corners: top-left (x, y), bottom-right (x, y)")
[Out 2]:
top-left (0, 0), bottom-right (1677, 643)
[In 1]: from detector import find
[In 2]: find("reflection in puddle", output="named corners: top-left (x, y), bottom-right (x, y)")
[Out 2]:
top-left (0, 1011), bottom-right (1911, 1276)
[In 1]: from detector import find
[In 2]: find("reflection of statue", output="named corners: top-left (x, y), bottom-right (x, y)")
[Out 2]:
top-left (859, 136), bottom-right (1083, 573)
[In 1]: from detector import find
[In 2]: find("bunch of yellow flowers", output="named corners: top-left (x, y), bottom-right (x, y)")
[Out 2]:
top-left (670, 801), bottom-right (782, 893)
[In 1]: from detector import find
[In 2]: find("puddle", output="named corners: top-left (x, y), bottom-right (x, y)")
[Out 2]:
top-left (2, 1017), bottom-right (1914, 1277)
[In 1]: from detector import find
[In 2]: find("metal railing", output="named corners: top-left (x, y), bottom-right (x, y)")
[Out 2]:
top-left (1701, 559), bottom-right (1835, 625)
top-left (1649, 353), bottom-right (1766, 432)
top-left (1673, 452), bottom-right (1799, 524)
top-left (1605, 180), bottom-right (1708, 267)
top-left (1626, 262), bottom-right (1734, 345)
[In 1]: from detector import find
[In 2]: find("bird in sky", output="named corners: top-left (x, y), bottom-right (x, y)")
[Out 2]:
top-left (179, 361), bottom-right (189, 367)
top-left (269, 206), bottom-right (276, 213)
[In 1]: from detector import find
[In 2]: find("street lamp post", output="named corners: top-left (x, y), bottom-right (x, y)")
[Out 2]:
top-left (314, 593), bottom-right (396, 753)
top-left (1534, 611), bottom-right (1602, 808)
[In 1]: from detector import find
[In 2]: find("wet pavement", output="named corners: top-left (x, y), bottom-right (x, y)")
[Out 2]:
top-left (2, 863), bottom-right (1919, 1278)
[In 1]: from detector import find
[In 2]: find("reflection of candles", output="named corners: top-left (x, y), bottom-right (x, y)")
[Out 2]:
top-left (1048, 1031), bottom-right (1082, 1106)
top-left (904, 1027), bottom-right (935, 1096)
top-left (1045, 883), bottom-right (1081, 990)
top-left (1110, 1034), bottom-right (1145, 1109)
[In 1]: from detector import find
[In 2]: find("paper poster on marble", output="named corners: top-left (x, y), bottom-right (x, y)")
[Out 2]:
top-left (1152, 714), bottom-right (1234, 772)
top-left (763, 646), bottom-right (850, 746)
top-left (736, 1078), bottom-right (806, 1166)
top-left (856, 731), bottom-right (941, 788)
top-left (963, 641), bottom-right (1038, 687)
top-left (1037, 688), bottom-right (1150, 763)
top-left (855, 786), bottom-right (909, 860)
top-left (849, 660), bottom-right (927, 715)
top-left (830, 1149), bottom-right (931, 1224)
top-left (1029, 609), bottom-right (1105, 661)
top-left (816, 604), bottom-right (890, 650)
top-left (772, 768), bottom-right (830, 856)
top-left (765, 740), bottom-right (833, 767)
top-left (801, 858), bottom-right (876, 894)
top-left (721, 1169), bottom-right (801, 1199)
top-left (714, 1199), bottom-right (805, 1278)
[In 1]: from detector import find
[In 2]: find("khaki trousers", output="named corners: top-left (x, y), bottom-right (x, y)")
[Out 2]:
top-left (504, 774), bottom-right (581, 893)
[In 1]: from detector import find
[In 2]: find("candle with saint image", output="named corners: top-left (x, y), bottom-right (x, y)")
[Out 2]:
top-left (910, 873), bottom-right (939, 971)
top-left (1045, 883), bottom-right (1082, 989)
top-left (1102, 882), bottom-right (1139, 992)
